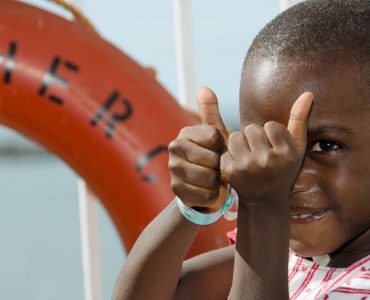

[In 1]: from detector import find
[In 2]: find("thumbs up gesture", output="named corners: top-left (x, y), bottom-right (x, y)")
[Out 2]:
top-left (168, 87), bottom-right (229, 211)
top-left (220, 91), bottom-right (314, 206)
top-left (169, 86), bottom-right (313, 212)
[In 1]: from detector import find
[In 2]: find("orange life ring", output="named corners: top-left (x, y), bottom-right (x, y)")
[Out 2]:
top-left (0, 0), bottom-right (235, 256)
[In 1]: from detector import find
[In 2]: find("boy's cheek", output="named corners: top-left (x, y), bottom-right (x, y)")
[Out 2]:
top-left (289, 212), bottom-right (347, 257)
top-left (290, 201), bottom-right (370, 257)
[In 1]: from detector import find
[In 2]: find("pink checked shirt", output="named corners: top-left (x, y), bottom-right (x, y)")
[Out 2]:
top-left (227, 230), bottom-right (370, 299)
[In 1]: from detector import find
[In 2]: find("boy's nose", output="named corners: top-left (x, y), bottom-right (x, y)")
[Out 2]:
top-left (290, 165), bottom-right (316, 195)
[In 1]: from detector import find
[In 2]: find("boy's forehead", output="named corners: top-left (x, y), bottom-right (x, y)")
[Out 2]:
top-left (239, 59), bottom-right (366, 127)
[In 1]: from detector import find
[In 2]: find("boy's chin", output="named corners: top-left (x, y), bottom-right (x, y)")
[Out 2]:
top-left (289, 239), bottom-right (335, 258)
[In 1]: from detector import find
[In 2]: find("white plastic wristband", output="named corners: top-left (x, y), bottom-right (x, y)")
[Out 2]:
top-left (176, 186), bottom-right (238, 225)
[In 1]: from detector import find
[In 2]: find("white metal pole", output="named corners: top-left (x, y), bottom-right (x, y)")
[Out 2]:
top-left (66, 1), bottom-right (102, 299)
top-left (78, 179), bottom-right (103, 300)
top-left (173, 0), bottom-right (196, 110)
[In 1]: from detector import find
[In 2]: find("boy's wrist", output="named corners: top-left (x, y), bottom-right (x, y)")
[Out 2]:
top-left (176, 187), bottom-right (238, 225)
top-left (176, 196), bottom-right (224, 225)
top-left (237, 195), bottom-right (290, 214)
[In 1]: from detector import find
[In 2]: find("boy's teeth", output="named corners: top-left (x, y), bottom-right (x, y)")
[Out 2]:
top-left (291, 213), bottom-right (313, 219)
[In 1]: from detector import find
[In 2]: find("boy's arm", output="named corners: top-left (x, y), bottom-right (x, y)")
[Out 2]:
top-left (229, 201), bottom-right (290, 299)
top-left (112, 200), bottom-right (235, 300)
top-left (225, 92), bottom-right (314, 299)
top-left (112, 200), bottom-right (200, 300)
top-left (113, 87), bottom-right (231, 300)
top-left (176, 245), bottom-right (234, 300)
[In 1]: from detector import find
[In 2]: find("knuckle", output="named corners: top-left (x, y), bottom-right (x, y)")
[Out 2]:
top-left (207, 170), bottom-right (220, 186)
top-left (279, 150), bottom-right (299, 169)
top-left (208, 127), bottom-right (223, 145)
top-left (238, 160), bottom-right (248, 172)
top-left (178, 125), bottom-right (201, 139)
top-left (178, 126), bottom-right (192, 137)
top-left (194, 168), bottom-right (219, 188)
top-left (168, 159), bottom-right (182, 174)
top-left (168, 139), bottom-right (188, 156)
top-left (168, 139), bottom-right (179, 153)
top-left (229, 165), bottom-right (244, 182)
top-left (246, 158), bottom-right (258, 172)
top-left (264, 120), bottom-right (277, 128)
top-left (167, 158), bottom-right (175, 170)
top-left (228, 131), bottom-right (240, 141)
top-left (244, 123), bottom-right (262, 133)
top-left (278, 144), bottom-right (298, 160)
top-left (220, 158), bottom-right (231, 173)
top-left (264, 120), bottom-right (284, 131)
top-left (228, 131), bottom-right (243, 146)
top-left (278, 143), bottom-right (291, 156)
top-left (207, 151), bottom-right (220, 167)
top-left (224, 163), bottom-right (239, 182)
top-left (170, 178), bottom-right (182, 194)
top-left (257, 152), bottom-right (270, 168)
top-left (267, 149), bottom-right (279, 161)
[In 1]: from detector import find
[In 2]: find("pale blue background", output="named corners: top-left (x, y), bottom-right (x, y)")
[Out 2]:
top-left (1, 1), bottom-right (282, 299)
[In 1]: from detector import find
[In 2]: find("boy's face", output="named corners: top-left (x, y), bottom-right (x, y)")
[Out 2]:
top-left (240, 59), bottom-right (370, 258)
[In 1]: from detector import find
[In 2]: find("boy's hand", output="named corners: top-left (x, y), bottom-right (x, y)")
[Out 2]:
top-left (220, 92), bottom-right (314, 207)
top-left (168, 87), bottom-right (229, 210)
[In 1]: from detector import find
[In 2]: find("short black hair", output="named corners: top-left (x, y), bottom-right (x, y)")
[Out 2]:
top-left (244, 0), bottom-right (370, 67)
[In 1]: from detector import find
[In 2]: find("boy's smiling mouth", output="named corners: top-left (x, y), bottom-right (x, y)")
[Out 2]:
top-left (289, 191), bottom-right (331, 224)
top-left (290, 208), bottom-right (330, 224)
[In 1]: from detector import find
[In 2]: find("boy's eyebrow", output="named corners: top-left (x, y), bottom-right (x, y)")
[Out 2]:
top-left (307, 125), bottom-right (355, 136)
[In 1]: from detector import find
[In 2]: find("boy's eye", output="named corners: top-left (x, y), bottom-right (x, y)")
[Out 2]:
top-left (310, 141), bottom-right (341, 153)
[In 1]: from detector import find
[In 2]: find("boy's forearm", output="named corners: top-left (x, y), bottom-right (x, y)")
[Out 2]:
top-left (229, 199), bottom-right (290, 300)
top-left (112, 200), bottom-right (200, 300)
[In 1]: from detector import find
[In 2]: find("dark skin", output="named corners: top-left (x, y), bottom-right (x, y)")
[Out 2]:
top-left (241, 60), bottom-right (370, 265)
top-left (112, 59), bottom-right (370, 300)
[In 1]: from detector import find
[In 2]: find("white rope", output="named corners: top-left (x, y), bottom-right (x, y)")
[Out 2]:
top-left (65, 0), bottom-right (83, 10)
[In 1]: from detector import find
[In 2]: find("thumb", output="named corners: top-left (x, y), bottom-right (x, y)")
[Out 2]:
top-left (196, 87), bottom-right (229, 143)
top-left (287, 92), bottom-right (314, 155)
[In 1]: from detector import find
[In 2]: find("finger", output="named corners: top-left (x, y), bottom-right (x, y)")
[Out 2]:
top-left (178, 126), bottom-right (224, 151)
top-left (169, 160), bottom-right (221, 189)
top-left (196, 87), bottom-right (229, 143)
top-left (174, 143), bottom-right (220, 169)
top-left (227, 131), bottom-right (250, 160)
top-left (264, 121), bottom-right (294, 149)
top-left (220, 151), bottom-right (234, 183)
top-left (287, 92), bottom-right (314, 155)
top-left (243, 124), bottom-right (271, 153)
top-left (171, 180), bottom-right (219, 208)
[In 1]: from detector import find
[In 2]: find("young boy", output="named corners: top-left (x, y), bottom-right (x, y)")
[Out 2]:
top-left (113, 0), bottom-right (370, 299)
